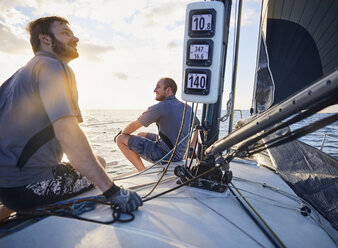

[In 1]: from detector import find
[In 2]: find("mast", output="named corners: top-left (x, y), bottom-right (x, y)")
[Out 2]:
top-left (227, 0), bottom-right (242, 134)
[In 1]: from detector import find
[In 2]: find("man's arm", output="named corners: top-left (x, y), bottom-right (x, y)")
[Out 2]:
top-left (53, 116), bottom-right (114, 192)
top-left (122, 120), bottom-right (143, 135)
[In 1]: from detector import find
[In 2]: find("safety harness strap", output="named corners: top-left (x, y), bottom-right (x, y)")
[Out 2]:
top-left (158, 131), bottom-right (174, 150)
top-left (16, 125), bottom-right (55, 170)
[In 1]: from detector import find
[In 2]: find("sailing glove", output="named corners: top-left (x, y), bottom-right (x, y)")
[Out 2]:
top-left (103, 184), bottom-right (143, 213)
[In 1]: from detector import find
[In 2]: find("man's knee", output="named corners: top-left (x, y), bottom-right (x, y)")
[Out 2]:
top-left (116, 134), bottom-right (130, 147)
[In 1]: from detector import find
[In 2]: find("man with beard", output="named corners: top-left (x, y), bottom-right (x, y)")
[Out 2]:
top-left (116, 78), bottom-right (199, 171)
top-left (0, 16), bottom-right (142, 219)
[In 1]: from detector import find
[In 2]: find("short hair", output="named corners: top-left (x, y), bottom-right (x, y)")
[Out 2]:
top-left (162, 77), bottom-right (177, 95)
top-left (26, 16), bottom-right (69, 54)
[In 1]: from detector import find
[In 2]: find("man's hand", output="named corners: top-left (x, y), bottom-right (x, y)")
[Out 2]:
top-left (103, 184), bottom-right (143, 213)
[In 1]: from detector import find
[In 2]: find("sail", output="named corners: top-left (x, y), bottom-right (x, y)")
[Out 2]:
top-left (248, 0), bottom-right (338, 231)
top-left (253, 0), bottom-right (338, 112)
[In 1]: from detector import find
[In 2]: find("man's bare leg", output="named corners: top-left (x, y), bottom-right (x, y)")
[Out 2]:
top-left (96, 155), bottom-right (107, 169)
top-left (116, 134), bottom-right (146, 171)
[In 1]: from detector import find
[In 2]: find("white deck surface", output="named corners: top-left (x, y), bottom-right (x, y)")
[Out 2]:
top-left (0, 160), bottom-right (336, 247)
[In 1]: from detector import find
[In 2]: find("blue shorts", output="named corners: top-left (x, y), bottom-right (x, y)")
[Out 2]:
top-left (0, 163), bottom-right (93, 211)
top-left (128, 134), bottom-right (171, 163)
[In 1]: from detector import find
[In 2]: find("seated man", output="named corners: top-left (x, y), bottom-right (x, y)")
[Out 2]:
top-left (0, 16), bottom-right (142, 220)
top-left (116, 77), bottom-right (199, 171)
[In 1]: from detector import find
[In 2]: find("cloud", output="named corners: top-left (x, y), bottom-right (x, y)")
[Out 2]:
top-left (241, 7), bottom-right (260, 26)
top-left (167, 40), bottom-right (181, 50)
top-left (78, 42), bottom-right (115, 61)
top-left (0, 23), bottom-right (29, 54)
top-left (114, 72), bottom-right (128, 80)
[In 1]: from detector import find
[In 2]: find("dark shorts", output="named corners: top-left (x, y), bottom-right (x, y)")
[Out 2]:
top-left (0, 163), bottom-right (93, 211)
top-left (128, 134), bottom-right (171, 163)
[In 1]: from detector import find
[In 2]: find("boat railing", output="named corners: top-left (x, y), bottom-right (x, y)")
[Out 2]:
top-left (320, 133), bottom-right (337, 151)
top-left (234, 109), bottom-right (243, 119)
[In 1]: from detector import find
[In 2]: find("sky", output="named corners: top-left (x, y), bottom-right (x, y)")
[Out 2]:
top-left (0, 0), bottom-right (267, 110)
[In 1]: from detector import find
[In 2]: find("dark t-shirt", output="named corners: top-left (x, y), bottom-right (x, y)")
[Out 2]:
top-left (138, 95), bottom-right (199, 160)
top-left (0, 51), bottom-right (82, 187)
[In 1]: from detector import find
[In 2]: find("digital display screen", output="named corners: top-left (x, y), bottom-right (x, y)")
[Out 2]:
top-left (191, 14), bottom-right (212, 31)
top-left (187, 73), bottom-right (207, 90)
top-left (186, 39), bottom-right (213, 66)
top-left (188, 9), bottom-right (216, 37)
top-left (189, 44), bottom-right (209, 60)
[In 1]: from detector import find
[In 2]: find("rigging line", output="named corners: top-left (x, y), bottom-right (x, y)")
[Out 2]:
top-left (184, 102), bottom-right (198, 164)
top-left (128, 176), bottom-right (177, 191)
top-left (142, 165), bottom-right (219, 202)
top-left (230, 118), bottom-right (338, 242)
top-left (193, 177), bottom-right (302, 212)
top-left (219, 0), bottom-right (239, 124)
top-left (114, 134), bottom-right (189, 181)
top-left (80, 120), bottom-right (129, 127)
top-left (248, 113), bottom-right (338, 156)
top-left (232, 0), bottom-right (238, 68)
top-left (142, 151), bottom-right (236, 202)
top-left (233, 177), bottom-right (302, 203)
top-left (229, 183), bottom-right (286, 248)
top-left (234, 194), bottom-right (299, 212)
top-left (198, 176), bottom-right (305, 211)
top-left (193, 176), bottom-right (301, 211)
top-left (142, 151), bottom-right (237, 202)
top-left (253, 176), bottom-right (338, 244)
top-left (236, 94), bottom-right (338, 156)
top-left (188, 130), bottom-right (198, 170)
top-left (229, 187), bottom-right (302, 212)
top-left (185, 103), bottom-right (199, 169)
top-left (229, 184), bottom-right (338, 244)
top-left (232, 176), bottom-right (327, 225)
top-left (193, 197), bottom-right (266, 248)
top-left (143, 102), bottom-right (188, 198)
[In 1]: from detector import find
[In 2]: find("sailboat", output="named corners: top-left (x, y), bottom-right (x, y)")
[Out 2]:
top-left (0, 0), bottom-right (337, 247)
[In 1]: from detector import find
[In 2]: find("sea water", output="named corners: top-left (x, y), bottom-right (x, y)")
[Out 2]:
top-left (81, 109), bottom-right (338, 177)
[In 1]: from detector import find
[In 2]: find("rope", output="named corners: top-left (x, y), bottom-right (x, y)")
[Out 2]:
top-left (0, 196), bottom-right (134, 234)
top-left (194, 197), bottom-right (266, 248)
top-left (229, 183), bottom-right (287, 248)
top-left (142, 152), bottom-right (235, 202)
top-left (114, 133), bottom-right (190, 181)
top-left (143, 102), bottom-right (188, 198)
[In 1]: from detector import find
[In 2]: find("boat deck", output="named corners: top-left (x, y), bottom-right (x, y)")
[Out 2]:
top-left (0, 160), bottom-right (336, 247)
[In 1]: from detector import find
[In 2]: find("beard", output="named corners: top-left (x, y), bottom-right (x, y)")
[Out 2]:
top-left (155, 94), bottom-right (166, 101)
top-left (51, 35), bottom-right (79, 60)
